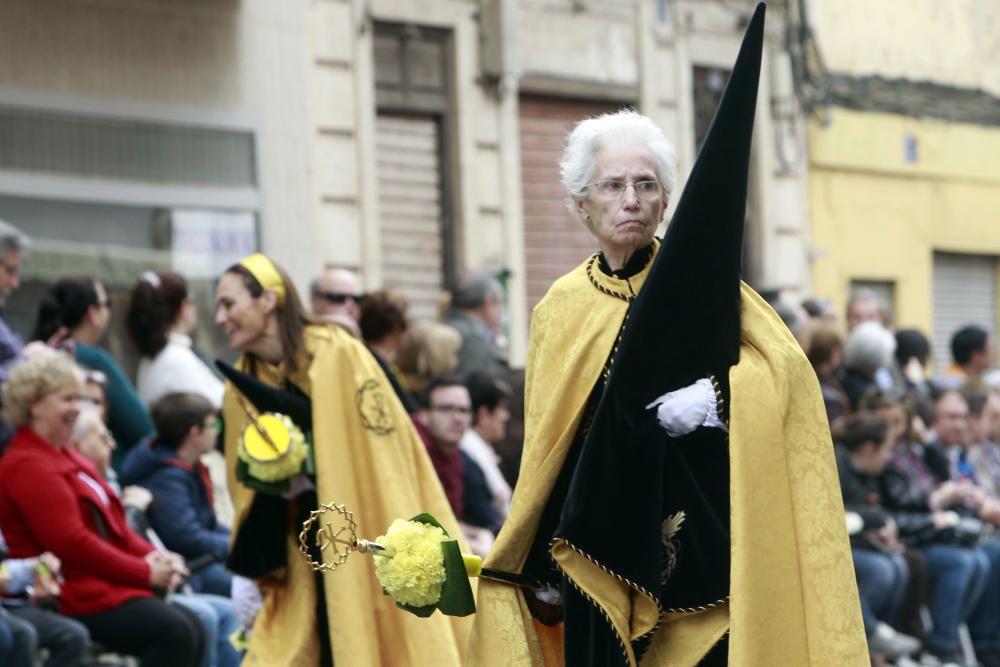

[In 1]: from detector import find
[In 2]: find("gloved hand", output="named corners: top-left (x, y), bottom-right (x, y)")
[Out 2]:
top-left (645, 377), bottom-right (727, 438)
top-left (231, 575), bottom-right (263, 630)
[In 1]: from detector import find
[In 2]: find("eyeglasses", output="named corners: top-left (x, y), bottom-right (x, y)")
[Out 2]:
top-left (583, 179), bottom-right (664, 200)
top-left (205, 416), bottom-right (222, 431)
top-left (313, 290), bottom-right (364, 305)
top-left (429, 404), bottom-right (473, 417)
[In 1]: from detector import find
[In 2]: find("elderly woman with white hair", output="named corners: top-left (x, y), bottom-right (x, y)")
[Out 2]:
top-left (0, 352), bottom-right (202, 666)
top-left (468, 109), bottom-right (731, 664)
top-left (840, 321), bottom-right (897, 410)
top-left (467, 7), bottom-right (868, 662)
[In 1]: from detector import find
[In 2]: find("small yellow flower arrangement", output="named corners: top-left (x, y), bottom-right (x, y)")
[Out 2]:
top-left (369, 514), bottom-right (477, 617)
top-left (236, 413), bottom-right (313, 494)
top-left (374, 519), bottom-right (448, 607)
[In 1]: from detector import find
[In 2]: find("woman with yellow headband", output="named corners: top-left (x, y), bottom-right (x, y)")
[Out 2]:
top-left (214, 254), bottom-right (470, 667)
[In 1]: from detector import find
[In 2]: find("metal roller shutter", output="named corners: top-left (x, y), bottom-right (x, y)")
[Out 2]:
top-left (519, 95), bottom-right (626, 316)
top-left (932, 252), bottom-right (997, 373)
top-left (376, 114), bottom-right (446, 321)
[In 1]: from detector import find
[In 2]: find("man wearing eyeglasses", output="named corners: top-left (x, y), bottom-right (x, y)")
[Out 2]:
top-left (309, 267), bottom-right (364, 333)
top-left (418, 375), bottom-right (495, 556)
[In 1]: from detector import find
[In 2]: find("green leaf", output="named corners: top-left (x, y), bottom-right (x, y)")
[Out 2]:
top-left (384, 586), bottom-right (438, 617)
top-left (234, 458), bottom-right (291, 496)
top-left (408, 513), bottom-right (450, 538)
top-left (394, 600), bottom-right (438, 617)
top-left (436, 539), bottom-right (476, 617)
top-left (383, 519), bottom-right (477, 618)
top-left (302, 438), bottom-right (316, 476)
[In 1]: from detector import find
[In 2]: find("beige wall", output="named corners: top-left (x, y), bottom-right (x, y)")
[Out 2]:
top-left (518, 0), bottom-right (814, 298)
top-left (0, 0), bottom-right (321, 293)
top-left (810, 0), bottom-right (1000, 95)
top-left (0, 0), bottom-right (815, 368)
top-left (336, 0), bottom-right (530, 363)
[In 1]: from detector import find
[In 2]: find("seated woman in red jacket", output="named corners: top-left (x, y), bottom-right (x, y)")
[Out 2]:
top-left (0, 351), bottom-right (201, 667)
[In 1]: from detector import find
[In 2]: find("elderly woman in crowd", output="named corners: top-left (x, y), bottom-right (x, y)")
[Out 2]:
top-left (213, 253), bottom-right (469, 666)
top-left (839, 321), bottom-right (897, 411)
top-left (396, 319), bottom-right (461, 394)
top-left (0, 352), bottom-right (201, 666)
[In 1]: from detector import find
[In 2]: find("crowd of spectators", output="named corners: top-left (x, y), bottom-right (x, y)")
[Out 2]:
top-left (784, 287), bottom-right (1000, 667)
top-left (0, 215), bottom-right (517, 665)
top-left (8, 197), bottom-right (998, 667)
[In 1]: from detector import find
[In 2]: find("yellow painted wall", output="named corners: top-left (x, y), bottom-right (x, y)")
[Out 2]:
top-left (809, 108), bottom-right (1000, 334)
top-left (811, 0), bottom-right (1000, 96)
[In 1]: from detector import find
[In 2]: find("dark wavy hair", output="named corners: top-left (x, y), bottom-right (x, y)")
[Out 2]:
top-left (126, 272), bottom-right (189, 357)
top-left (359, 290), bottom-right (408, 345)
top-left (31, 275), bottom-right (100, 342)
top-left (223, 261), bottom-right (315, 377)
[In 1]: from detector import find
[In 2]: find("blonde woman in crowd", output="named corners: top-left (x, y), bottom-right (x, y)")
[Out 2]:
top-left (396, 319), bottom-right (461, 394)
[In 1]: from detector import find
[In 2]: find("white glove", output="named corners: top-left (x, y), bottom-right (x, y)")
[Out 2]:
top-left (645, 378), bottom-right (727, 438)
top-left (231, 575), bottom-right (263, 630)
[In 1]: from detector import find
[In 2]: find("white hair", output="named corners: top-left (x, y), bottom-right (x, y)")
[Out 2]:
top-left (72, 407), bottom-right (104, 444)
top-left (559, 109), bottom-right (677, 225)
top-left (0, 218), bottom-right (29, 254)
top-left (843, 322), bottom-right (896, 375)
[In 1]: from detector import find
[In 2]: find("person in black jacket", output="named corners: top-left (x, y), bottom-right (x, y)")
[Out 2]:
top-left (836, 413), bottom-right (920, 662)
top-left (459, 372), bottom-right (512, 536)
top-left (881, 394), bottom-right (995, 664)
top-left (120, 393), bottom-right (231, 597)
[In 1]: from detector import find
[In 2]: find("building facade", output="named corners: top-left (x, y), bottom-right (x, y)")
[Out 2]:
top-left (0, 0), bottom-right (812, 369)
top-left (803, 0), bottom-right (1000, 370)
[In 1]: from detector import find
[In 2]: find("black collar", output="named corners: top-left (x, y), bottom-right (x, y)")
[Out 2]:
top-left (597, 243), bottom-right (655, 280)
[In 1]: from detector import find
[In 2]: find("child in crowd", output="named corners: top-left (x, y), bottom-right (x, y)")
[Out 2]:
top-left (121, 393), bottom-right (231, 597)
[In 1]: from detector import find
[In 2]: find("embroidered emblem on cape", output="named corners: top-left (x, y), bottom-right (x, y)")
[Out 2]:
top-left (357, 379), bottom-right (395, 435)
top-left (661, 510), bottom-right (686, 585)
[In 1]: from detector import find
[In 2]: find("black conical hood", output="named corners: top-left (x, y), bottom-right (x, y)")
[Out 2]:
top-left (215, 360), bottom-right (312, 431)
top-left (551, 6), bottom-right (766, 663)
top-left (614, 1), bottom-right (764, 405)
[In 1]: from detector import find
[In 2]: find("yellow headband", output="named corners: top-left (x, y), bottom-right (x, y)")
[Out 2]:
top-left (238, 253), bottom-right (286, 305)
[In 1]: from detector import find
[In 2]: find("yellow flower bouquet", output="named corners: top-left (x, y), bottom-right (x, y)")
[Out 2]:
top-left (235, 412), bottom-right (314, 495)
top-left (300, 505), bottom-right (542, 618)
top-left (370, 513), bottom-right (477, 617)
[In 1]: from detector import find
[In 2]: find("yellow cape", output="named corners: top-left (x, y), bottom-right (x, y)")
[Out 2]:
top-left (223, 324), bottom-right (472, 666)
top-left (466, 254), bottom-right (868, 666)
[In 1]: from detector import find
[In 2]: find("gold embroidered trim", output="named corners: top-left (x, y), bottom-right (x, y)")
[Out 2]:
top-left (661, 595), bottom-right (731, 614)
top-left (550, 537), bottom-right (662, 660)
top-left (661, 511), bottom-right (686, 585)
top-left (708, 373), bottom-right (728, 428)
top-left (585, 254), bottom-right (639, 303)
top-left (599, 309), bottom-right (630, 385)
